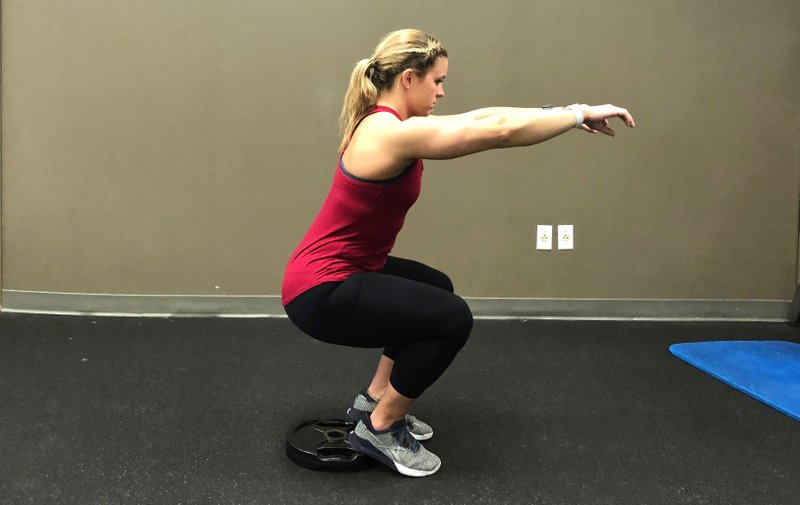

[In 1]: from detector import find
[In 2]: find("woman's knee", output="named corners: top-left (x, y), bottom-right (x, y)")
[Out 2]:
top-left (443, 296), bottom-right (473, 349)
top-left (434, 271), bottom-right (455, 293)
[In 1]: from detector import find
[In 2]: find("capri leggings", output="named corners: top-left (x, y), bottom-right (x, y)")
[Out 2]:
top-left (283, 256), bottom-right (473, 399)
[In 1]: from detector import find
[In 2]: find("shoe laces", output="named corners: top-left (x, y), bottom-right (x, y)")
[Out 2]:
top-left (392, 421), bottom-right (420, 452)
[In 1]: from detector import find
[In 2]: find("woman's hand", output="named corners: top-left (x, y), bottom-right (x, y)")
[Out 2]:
top-left (567, 104), bottom-right (636, 136)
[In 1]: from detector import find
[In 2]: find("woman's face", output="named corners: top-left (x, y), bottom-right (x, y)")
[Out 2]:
top-left (408, 57), bottom-right (448, 117)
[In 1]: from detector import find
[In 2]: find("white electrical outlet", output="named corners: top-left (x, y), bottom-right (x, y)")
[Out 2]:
top-left (536, 225), bottom-right (553, 250)
top-left (558, 225), bottom-right (574, 250)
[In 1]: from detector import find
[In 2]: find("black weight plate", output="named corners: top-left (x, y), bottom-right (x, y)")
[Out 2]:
top-left (285, 417), bottom-right (375, 471)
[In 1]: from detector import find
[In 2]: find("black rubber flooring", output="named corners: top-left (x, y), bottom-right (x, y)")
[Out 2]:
top-left (1, 314), bottom-right (798, 505)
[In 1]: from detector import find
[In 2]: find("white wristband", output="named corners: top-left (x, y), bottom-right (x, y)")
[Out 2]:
top-left (569, 107), bottom-right (584, 128)
top-left (544, 104), bottom-right (583, 128)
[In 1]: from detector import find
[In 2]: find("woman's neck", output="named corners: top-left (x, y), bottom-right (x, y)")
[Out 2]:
top-left (376, 90), bottom-right (409, 120)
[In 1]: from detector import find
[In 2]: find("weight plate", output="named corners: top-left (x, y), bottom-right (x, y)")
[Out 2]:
top-left (285, 417), bottom-right (375, 471)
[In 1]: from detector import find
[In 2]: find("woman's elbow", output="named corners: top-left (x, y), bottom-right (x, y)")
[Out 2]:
top-left (498, 127), bottom-right (517, 147)
top-left (474, 115), bottom-right (513, 148)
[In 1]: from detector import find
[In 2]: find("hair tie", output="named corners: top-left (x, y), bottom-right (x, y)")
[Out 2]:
top-left (366, 57), bottom-right (378, 79)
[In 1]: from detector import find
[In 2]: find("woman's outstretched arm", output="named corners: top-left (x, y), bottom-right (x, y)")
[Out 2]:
top-left (381, 104), bottom-right (635, 161)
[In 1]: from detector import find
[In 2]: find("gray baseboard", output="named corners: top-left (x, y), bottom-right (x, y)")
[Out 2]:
top-left (0, 290), bottom-right (790, 322)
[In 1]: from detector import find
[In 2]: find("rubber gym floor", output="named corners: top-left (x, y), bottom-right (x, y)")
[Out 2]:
top-left (1, 313), bottom-right (797, 505)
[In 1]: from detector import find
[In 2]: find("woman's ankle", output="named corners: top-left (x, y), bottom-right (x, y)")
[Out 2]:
top-left (366, 386), bottom-right (384, 401)
top-left (368, 412), bottom-right (399, 432)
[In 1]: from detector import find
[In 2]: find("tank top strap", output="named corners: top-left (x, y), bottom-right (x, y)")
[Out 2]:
top-left (365, 105), bottom-right (402, 120)
top-left (341, 106), bottom-right (403, 154)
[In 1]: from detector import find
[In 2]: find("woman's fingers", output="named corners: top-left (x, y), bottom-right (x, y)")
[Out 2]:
top-left (587, 121), bottom-right (615, 136)
top-left (584, 105), bottom-right (636, 130)
top-left (609, 106), bottom-right (635, 128)
top-left (573, 104), bottom-right (635, 134)
top-left (613, 108), bottom-right (635, 128)
top-left (599, 125), bottom-right (616, 136)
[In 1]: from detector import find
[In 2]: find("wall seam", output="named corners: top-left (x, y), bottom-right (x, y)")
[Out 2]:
top-left (0, 0), bottom-right (5, 309)
top-left (0, 290), bottom-right (790, 322)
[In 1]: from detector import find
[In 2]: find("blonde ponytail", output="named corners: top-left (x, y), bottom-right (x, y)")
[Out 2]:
top-left (338, 29), bottom-right (448, 153)
top-left (338, 59), bottom-right (379, 153)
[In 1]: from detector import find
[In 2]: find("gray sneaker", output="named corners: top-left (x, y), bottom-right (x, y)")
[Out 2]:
top-left (348, 418), bottom-right (441, 477)
top-left (346, 389), bottom-right (433, 441)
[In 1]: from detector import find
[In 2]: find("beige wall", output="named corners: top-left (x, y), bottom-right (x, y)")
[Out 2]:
top-left (2, 0), bottom-right (799, 306)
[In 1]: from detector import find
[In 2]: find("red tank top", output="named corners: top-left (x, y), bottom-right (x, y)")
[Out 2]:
top-left (281, 106), bottom-right (423, 305)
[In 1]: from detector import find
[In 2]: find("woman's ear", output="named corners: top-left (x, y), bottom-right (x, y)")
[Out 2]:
top-left (401, 69), bottom-right (415, 89)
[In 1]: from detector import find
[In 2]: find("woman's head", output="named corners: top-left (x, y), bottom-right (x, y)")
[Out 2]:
top-left (339, 29), bottom-right (448, 152)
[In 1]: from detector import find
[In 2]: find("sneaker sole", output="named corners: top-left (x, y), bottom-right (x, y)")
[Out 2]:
top-left (347, 408), bottom-right (433, 442)
top-left (347, 432), bottom-right (441, 477)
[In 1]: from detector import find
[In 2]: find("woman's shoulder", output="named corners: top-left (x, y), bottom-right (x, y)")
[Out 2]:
top-left (341, 115), bottom-right (417, 181)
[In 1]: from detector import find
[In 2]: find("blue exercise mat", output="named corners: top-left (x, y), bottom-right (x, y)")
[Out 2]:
top-left (669, 340), bottom-right (800, 421)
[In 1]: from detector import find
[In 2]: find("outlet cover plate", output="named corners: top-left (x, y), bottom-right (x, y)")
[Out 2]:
top-left (558, 225), bottom-right (574, 250)
top-left (536, 225), bottom-right (553, 250)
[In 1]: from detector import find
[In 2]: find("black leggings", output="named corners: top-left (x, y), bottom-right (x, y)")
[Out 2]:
top-left (284, 257), bottom-right (473, 399)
